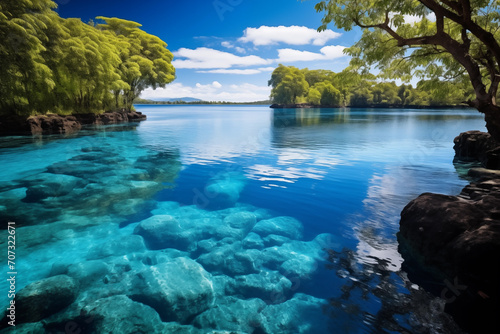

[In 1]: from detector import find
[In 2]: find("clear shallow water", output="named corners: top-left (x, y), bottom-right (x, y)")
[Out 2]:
top-left (0, 106), bottom-right (485, 333)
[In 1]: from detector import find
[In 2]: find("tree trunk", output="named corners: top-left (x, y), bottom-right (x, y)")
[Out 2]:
top-left (479, 104), bottom-right (500, 143)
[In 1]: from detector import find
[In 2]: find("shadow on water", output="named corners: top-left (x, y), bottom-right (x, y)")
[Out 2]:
top-left (0, 123), bottom-right (141, 152)
top-left (272, 108), bottom-right (353, 128)
top-left (321, 247), bottom-right (466, 334)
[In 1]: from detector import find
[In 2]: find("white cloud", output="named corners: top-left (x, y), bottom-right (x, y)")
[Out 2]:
top-left (235, 47), bottom-right (246, 53)
top-left (257, 67), bottom-right (276, 72)
top-left (239, 25), bottom-right (341, 46)
top-left (221, 41), bottom-right (246, 54)
top-left (140, 82), bottom-right (271, 102)
top-left (277, 45), bottom-right (347, 62)
top-left (172, 47), bottom-right (269, 69)
top-left (197, 67), bottom-right (276, 75)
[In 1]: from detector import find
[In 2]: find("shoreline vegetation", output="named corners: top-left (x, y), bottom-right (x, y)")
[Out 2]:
top-left (0, 0), bottom-right (175, 117)
top-left (267, 65), bottom-right (474, 109)
top-left (270, 103), bottom-right (473, 109)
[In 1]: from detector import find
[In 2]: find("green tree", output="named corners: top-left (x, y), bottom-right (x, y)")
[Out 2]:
top-left (97, 17), bottom-right (176, 110)
top-left (0, 2), bottom-right (175, 116)
top-left (302, 69), bottom-right (337, 87)
top-left (336, 69), bottom-right (376, 106)
top-left (418, 79), bottom-right (473, 105)
top-left (350, 81), bottom-right (374, 106)
top-left (372, 82), bottom-right (402, 105)
top-left (0, 0), bottom-right (60, 115)
top-left (269, 65), bottom-right (309, 104)
top-left (315, 0), bottom-right (500, 140)
top-left (53, 18), bottom-right (125, 113)
top-left (307, 87), bottom-right (322, 105)
top-left (313, 81), bottom-right (342, 106)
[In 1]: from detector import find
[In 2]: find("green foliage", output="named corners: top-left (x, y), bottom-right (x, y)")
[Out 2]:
top-left (313, 81), bottom-right (341, 105)
top-left (269, 65), bottom-right (309, 104)
top-left (0, 0), bottom-right (59, 115)
top-left (315, 0), bottom-right (500, 111)
top-left (269, 65), bottom-right (468, 107)
top-left (0, 2), bottom-right (175, 116)
top-left (307, 88), bottom-right (322, 105)
top-left (97, 17), bottom-right (175, 110)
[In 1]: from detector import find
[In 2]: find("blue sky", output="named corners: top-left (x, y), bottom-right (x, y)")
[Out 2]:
top-left (57, 0), bottom-right (361, 101)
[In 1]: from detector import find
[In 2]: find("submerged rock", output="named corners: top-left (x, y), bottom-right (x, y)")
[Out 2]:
top-left (259, 293), bottom-right (330, 333)
top-left (129, 257), bottom-right (214, 323)
top-left (242, 232), bottom-right (265, 249)
top-left (197, 243), bottom-right (259, 276)
top-left (87, 235), bottom-right (146, 260)
top-left (252, 216), bottom-right (303, 240)
top-left (134, 215), bottom-right (194, 251)
top-left (223, 211), bottom-right (257, 231)
top-left (203, 172), bottom-right (247, 210)
top-left (133, 150), bottom-right (181, 183)
top-left (22, 173), bottom-right (86, 203)
top-left (5, 275), bottom-right (78, 324)
top-left (80, 295), bottom-right (165, 333)
top-left (67, 261), bottom-right (111, 288)
top-left (226, 271), bottom-right (292, 302)
top-left (193, 296), bottom-right (266, 333)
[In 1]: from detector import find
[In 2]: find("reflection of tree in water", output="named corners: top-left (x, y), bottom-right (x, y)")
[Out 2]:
top-left (272, 108), bottom-right (351, 128)
top-left (323, 247), bottom-right (465, 334)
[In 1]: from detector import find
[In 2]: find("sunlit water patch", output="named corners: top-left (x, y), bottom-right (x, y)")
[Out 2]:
top-left (0, 106), bottom-right (485, 333)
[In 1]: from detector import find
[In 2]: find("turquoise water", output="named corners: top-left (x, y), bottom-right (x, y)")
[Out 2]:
top-left (0, 106), bottom-right (485, 333)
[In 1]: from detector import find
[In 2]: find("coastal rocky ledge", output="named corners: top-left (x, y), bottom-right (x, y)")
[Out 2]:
top-left (0, 110), bottom-right (147, 136)
top-left (398, 130), bottom-right (500, 333)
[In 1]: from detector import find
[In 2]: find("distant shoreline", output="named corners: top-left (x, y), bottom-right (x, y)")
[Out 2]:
top-left (134, 99), bottom-right (271, 106)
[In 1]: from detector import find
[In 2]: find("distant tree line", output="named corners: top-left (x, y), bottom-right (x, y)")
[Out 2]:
top-left (0, 0), bottom-right (175, 116)
top-left (269, 65), bottom-right (474, 107)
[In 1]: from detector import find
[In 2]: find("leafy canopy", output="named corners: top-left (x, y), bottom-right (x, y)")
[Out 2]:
top-left (0, 1), bottom-right (175, 115)
top-left (268, 65), bottom-right (470, 106)
top-left (315, 0), bottom-right (500, 110)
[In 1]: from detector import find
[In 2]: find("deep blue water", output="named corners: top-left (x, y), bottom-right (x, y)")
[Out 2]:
top-left (0, 106), bottom-right (485, 333)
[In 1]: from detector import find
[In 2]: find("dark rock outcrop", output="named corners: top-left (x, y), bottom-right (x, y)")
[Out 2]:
top-left (0, 110), bottom-right (146, 136)
top-left (453, 130), bottom-right (500, 168)
top-left (398, 175), bottom-right (500, 333)
top-left (0, 114), bottom-right (82, 136)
